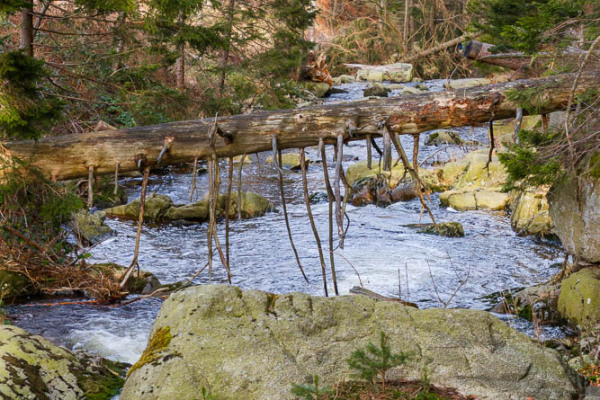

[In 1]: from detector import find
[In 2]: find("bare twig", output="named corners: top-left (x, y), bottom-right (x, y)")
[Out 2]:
top-left (300, 148), bottom-right (328, 297)
top-left (320, 139), bottom-right (339, 295)
top-left (272, 136), bottom-right (308, 283)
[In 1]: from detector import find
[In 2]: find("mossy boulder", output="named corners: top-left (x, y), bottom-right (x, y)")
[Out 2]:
top-left (222, 192), bottom-right (274, 219)
top-left (106, 192), bottom-right (273, 224)
top-left (0, 325), bottom-right (125, 400)
top-left (440, 190), bottom-right (477, 211)
top-left (474, 190), bottom-right (509, 210)
top-left (510, 188), bottom-right (553, 236)
top-left (425, 130), bottom-right (463, 146)
top-left (549, 152), bottom-right (600, 263)
top-left (121, 285), bottom-right (580, 400)
top-left (438, 150), bottom-right (507, 191)
top-left (164, 201), bottom-right (209, 222)
top-left (265, 152), bottom-right (309, 170)
top-left (558, 267), bottom-right (600, 328)
top-left (304, 82), bottom-right (331, 98)
top-left (0, 270), bottom-right (34, 301)
top-left (105, 194), bottom-right (174, 222)
top-left (440, 189), bottom-right (508, 211)
top-left (363, 83), bottom-right (389, 97)
top-left (70, 210), bottom-right (114, 245)
top-left (440, 160), bottom-right (469, 187)
top-left (415, 221), bottom-right (465, 237)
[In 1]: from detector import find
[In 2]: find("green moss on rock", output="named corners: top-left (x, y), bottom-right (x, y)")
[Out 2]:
top-left (127, 326), bottom-right (173, 378)
top-left (558, 267), bottom-right (600, 328)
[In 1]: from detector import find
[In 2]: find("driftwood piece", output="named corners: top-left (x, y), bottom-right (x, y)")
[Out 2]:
top-left (2, 72), bottom-right (599, 181)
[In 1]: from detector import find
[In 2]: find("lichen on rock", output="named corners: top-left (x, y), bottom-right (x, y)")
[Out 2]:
top-left (121, 285), bottom-right (580, 400)
top-left (0, 325), bottom-right (125, 400)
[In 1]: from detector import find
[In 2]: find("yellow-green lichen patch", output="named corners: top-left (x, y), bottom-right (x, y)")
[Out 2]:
top-left (127, 326), bottom-right (173, 377)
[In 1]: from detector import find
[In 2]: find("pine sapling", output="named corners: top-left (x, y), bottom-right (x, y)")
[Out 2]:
top-left (291, 374), bottom-right (333, 400)
top-left (347, 331), bottom-right (408, 391)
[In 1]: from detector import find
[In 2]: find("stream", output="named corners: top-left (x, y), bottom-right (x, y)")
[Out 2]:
top-left (8, 79), bottom-right (566, 366)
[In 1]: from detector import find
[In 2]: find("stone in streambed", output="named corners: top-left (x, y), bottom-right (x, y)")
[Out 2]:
top-left (105, 194), bottom-right (174, 222)
top-left (414, 221), bottom-right (465, 237)
top-left (303, 82), bottom-right (331, 98)
top-left (474, 190), bottom-right (509, 210)
top-left (70, 209), bottom-right (114, 245)
top-left (265, 153), bottom-right (309, 170)
top-left (363, 83), bottom-right (389, 97)
top-left (425, 130), bottom-right (463, 146)
top-left (121, 285), bottom-right (580, 400)
top-left (510, 188), bottom-right (553, 236)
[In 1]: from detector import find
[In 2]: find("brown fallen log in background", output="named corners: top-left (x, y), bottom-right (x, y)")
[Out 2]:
top-left (2, 72), bottom-right (598, 181)
top-left (463, 40), bottom-right (531, 70)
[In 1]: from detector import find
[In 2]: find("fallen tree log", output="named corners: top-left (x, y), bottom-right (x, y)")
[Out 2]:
top-left (400, 35), bottom-right (470, 63)
top-left (2, 72), bottom-right (598, 181)
top-left (463, 40), bottom-right (530, 70)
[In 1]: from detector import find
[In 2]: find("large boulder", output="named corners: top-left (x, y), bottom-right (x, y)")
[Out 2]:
top-left (510, 188), bottom-right (553, 236)
top-left (122, 285), bottom-right (580, 400)
top-left (557, 267), bottom-right (600, 328)
top-left (549, 152), bottom-right (600, 263)
top-left (0, 325), bottom-right (125, 400)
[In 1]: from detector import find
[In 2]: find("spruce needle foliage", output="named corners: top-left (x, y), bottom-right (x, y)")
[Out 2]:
top-left (0, 51), bottom-right (63, 140)
top-left (291, 375), bottom-right (333, 400)
top-left (347, 331), bottom-right (409, 390)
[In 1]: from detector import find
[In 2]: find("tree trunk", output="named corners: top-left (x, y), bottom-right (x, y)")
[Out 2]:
top-left (175, 12), bottom-right (185, 89)
top-left (217, 0), bottom-right (236, 99)
top-left (20, 0), bottom-right (34, 56)
top-left (2, 73), bottom-right (598, 181)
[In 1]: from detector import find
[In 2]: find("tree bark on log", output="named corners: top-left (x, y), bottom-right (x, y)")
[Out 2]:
top-left (2, 72), bottom-right (598, 181)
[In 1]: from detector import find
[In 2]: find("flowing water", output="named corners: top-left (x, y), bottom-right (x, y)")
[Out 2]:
top-left (8, 80), bottom-right (566, 366)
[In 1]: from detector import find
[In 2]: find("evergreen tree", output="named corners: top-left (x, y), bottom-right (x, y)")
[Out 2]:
top-left (0, 51), bottom-right (63, 140)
